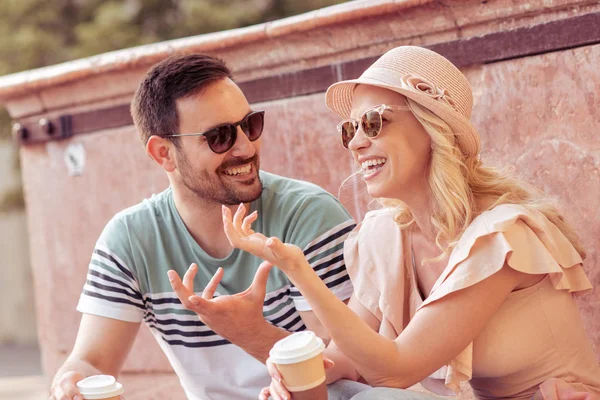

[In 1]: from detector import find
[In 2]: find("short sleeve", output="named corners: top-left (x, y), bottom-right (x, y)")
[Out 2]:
top-left (343, 208), bottom-right (414, 329)
top-left (286, 193), bottom-right (356, 311)
top-left (77, 216), bottom-right (146, 323)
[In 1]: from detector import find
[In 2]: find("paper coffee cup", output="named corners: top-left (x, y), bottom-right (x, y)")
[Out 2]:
top-left (269, 331), bottom-right (326, 392)
top-left (76, 375), bottom-right (124, 400)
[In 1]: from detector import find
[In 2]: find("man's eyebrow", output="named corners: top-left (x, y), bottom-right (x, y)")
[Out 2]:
top-left (202, 110), bottom-right (253, 131)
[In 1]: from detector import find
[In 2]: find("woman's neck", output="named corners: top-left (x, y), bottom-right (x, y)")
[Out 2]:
top-left (400, 185), bottom-right (437, 242)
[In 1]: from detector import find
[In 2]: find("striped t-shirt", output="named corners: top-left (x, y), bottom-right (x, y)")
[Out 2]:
top-left (77, 171), bottom-right (355, 400)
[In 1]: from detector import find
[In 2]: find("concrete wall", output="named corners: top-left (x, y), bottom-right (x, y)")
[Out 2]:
top-left (0, 141), bottom-right (36, 345)
top-left (0, 1), bottom-right (598, 398)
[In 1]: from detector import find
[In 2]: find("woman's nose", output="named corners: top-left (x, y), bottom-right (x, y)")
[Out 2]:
top-left (347, 125), bottom-right (371, 151)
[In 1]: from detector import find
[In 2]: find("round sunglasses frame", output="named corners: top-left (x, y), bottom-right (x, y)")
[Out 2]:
top-left (164, 110), bottom-right (265, 154)
top-left (337, 104), bottom-right (409, 149)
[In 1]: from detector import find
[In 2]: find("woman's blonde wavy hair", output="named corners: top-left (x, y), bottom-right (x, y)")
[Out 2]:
top-left (380, 98), bottom-right (586, 260)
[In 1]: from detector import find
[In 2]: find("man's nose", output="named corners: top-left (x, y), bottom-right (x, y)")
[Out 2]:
top-left (230, 125), bottom-right (256, 157)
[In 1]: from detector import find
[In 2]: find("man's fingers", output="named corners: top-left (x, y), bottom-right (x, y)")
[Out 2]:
top-left (182, 264), bottom-right (198, 292)
top-left (251, 261), bottom-right (273, 300)
top-left (242, 211), bottom-right (258, 234)
top-left (168, 270), bottom-right (193, 308)
top-left (58, 381), bottom-right (80, 400)
top-left (52, 371), bottom-right (83, 400)
top-left (188, 294), bottom-right (210, 312)
top-left (64, 383), bottom-right (83, 400)
top-left (202, 267), bottom-right (224, 300)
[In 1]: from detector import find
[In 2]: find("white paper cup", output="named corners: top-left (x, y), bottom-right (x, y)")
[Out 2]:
top-left (270, 331), bottom-right (326, 392)
top-left (76, 375), bottom-right (124, 400)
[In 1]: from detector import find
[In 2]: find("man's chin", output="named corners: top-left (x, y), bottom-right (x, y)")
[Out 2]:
top-left (237, 185), bottom-right (263, 203)
top-left (220, 180), bottom-right (262, 205)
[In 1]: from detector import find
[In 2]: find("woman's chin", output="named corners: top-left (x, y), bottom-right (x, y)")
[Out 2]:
top-left (365, 181), bottom-right (388, 199)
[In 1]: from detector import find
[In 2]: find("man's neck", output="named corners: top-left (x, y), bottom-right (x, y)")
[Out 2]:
top-left (172, 187), bottom-right (249, 259)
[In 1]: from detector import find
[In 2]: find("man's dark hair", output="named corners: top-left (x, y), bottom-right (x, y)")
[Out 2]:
top-left (131, 53), bottom-right (232, 146)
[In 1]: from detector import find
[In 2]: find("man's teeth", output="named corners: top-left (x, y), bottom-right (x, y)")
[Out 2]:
top-left (361, 158), bottom-right (386, 174)
top-left (224, 164), bottom-right (252, 176)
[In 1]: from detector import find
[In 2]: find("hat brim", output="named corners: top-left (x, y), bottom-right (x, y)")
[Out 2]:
top-left (325, 77), bottom-right (480, 157)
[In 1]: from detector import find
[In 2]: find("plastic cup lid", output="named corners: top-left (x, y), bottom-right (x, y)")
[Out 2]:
top-left (76, 375), bottom-right (124, 399)
top-left (269, 331), bottom-right (325, 364)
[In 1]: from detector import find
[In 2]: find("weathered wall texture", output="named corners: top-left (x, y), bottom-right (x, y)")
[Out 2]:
top-left (262, 44), bottom-right (600, 357)
top-left (0, 1), bottom-right (597, 398)
top-left (12, 43), bottom-right (600, 377)
top-left (0, 141), bottom-right (35, 345)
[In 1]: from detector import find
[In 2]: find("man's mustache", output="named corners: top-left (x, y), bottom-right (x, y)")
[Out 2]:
top-left (219, 154), bottom-right (258, 170)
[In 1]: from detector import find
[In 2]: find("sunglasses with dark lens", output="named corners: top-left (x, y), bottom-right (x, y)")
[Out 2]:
top-left (337, 104), bottom-right (409, 149)
top-left (165, 110), bottom-right (265, 154)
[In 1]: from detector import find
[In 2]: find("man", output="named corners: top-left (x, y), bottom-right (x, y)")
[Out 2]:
top-left (49, 54), bottom-right (357, 400)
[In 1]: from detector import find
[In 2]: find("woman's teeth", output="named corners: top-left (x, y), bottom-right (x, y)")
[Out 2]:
top-left (361, 158), bottom-right (386, 176)
top-left (224, 164), bottom-right (252, 176)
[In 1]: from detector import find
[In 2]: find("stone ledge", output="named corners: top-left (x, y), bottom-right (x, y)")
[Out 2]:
top-left (1, 0), bottom-right (599, 105)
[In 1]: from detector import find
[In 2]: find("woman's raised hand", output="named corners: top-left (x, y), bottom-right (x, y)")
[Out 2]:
top-left (222, 204), bottom-right (308, 274)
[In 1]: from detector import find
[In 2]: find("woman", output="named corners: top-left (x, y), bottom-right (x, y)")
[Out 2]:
top-left (215, 46), bottom-right (600, 399)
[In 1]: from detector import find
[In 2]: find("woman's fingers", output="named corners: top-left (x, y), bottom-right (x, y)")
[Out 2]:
top-left (222, 208), bottom-right (242, 245)
top-left (258, 386), bottom-right (270, 400)
top-left (324, 356), bottom-right (335, 370)
top-left (222, 205), bottom-right (305, 273)
top-left (223, 204), bottom-right (257, 237)
top-left (266, 357), bottom-right (279, 376)
top-left (233, 203), bottom-right (247, 231)
top-left (271, 379), bottom-right (289, 400)
top-left (242, 211), bottom-right (258, 234)
top-left (266, 358), bottom-right (290, 399)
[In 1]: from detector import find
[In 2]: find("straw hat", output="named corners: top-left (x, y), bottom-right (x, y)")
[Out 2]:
top-left (326, 46), bottom-right (480, 157)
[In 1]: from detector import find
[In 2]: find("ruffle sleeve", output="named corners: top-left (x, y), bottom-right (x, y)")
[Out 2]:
top-left (417, 204), bottom-right (592, 393)
top-left (344, 208), bottom-right (418, 333)
top-left (420, 204), bottom-right (591, 310)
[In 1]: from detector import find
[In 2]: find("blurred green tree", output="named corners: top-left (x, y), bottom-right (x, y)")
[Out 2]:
top-left (0, 0), bottom-right (348, 209)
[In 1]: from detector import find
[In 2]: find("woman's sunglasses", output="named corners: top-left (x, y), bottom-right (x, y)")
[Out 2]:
top-left (165, 110), bottom-right (265, 154)
top-left (337, 104), bottom-right (409, 149)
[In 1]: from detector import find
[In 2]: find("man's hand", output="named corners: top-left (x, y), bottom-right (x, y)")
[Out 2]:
top-left (48, 315), bottom-right (138, 400)
top-left (168, 260), bottom-right (275, 347)
top-left (49, 371), bottom-right (84, 400)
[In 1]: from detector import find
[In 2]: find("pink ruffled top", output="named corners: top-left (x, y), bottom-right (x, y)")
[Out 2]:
top-left (344, 204), bottom-right (600, 399)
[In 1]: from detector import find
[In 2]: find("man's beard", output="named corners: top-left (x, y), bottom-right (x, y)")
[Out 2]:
top-left (176, 152), bottom-right (263, 206)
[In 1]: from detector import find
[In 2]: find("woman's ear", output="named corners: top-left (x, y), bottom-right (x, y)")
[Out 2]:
top-left (147, 135), bottom-right (177, 172)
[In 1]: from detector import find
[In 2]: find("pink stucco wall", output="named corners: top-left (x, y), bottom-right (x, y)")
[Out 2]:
top-left (16, 44), bottom-right (600, 379)
top-left (0, 1), bottom-right (598, 398)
